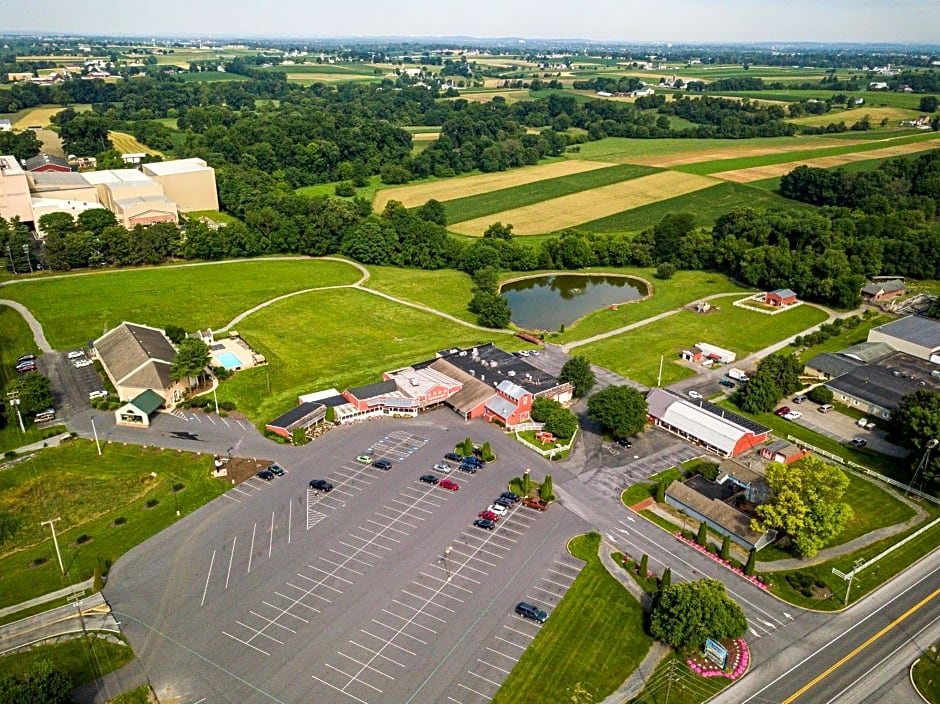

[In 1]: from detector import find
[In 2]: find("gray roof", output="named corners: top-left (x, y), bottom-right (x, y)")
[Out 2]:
top-left (24, 153), bottom-right (70, 171)
top-left (862, 279), bottom-right (905, 295)
top-left (429, 359), bottom-right (494, 414)
top-left (27, 171), bottom-right (91, 191)
top-left (93, 322), bottom-right (177, 392)
top-left (841, 342), bottom-right (896, 363)
top-left (805, 353), bottom-right (866, 378)
top-left (771, 288), bottom-right (798, 299)
top-left (346, 379), bottom-right (397, 400)
top-left (666, 480), bottom-right (769, 545)
top-left (873, 316), bottom-right (940, 350)
top-left (826, 365), bottom-right (925, 412)
top-left (484, 395), bottom-right (518, 419)
top-left (496, 379), bottom-right (528, 401)
top-left (267, 401), bottom-right (326, 431)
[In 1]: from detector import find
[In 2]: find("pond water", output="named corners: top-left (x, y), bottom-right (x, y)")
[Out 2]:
top-left (500, 274), bottom-right (648, 331)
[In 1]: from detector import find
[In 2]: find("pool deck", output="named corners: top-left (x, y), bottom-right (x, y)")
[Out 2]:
top-left (210, 336), bottom-right (263, 371)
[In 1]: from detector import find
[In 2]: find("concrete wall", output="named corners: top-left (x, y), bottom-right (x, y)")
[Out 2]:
top-left (144, 165), bottom-right (219, 212)
top-left (0, 156), bottom-right (32, 222)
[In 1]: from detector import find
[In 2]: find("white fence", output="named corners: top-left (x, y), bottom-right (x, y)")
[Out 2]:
top-left (733, 294), bottom-right (805, 316)
top-left (515, 428), bottom-right (578, 459)
top-left (787, 434), bottom-right (939, 505)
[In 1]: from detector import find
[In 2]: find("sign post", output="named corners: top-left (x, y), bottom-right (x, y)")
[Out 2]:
top-left (704, 638), bottom-right (729, 669)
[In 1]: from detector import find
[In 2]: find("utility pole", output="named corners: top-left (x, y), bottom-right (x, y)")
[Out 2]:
top-left (7, 393), bottom-right (25, 433)
top-left (90, 415), bottom-right (102, 455)
top-left (657, 355), bottom-right (664, 387)
top-left (6, 244), bottom-right (16, 274)
top-left (444, 545), bottom-right (453, 582)
top-left (41, 517), bottom-right (65, 576)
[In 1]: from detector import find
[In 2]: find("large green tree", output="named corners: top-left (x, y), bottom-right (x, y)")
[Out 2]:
top-left (16, 372), bottom-right (54, 416)
top-left (171, 338), bottom-right (210, 385)
top-left (753, 457), bottom-right (853, 558)
top-left (559, 355), bottom-right (596, 397)
top-left (735, 353), bottom-right (803, 414)
top-left (542, 406), bottom-right (578, 439)
top-left (650, 579), bottom-right (747, 649)
top-left (890, 389), bottom-right (940, 484)
top-left (587, 385), bottom-right (648, 438)
top-left (0, 657), bottom-right (72, 704)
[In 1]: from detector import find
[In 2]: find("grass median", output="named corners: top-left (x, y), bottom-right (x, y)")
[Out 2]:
top-left (491, 532), bottom-right (651, 704)
top-left (0, 637), bottom-right (133, 690)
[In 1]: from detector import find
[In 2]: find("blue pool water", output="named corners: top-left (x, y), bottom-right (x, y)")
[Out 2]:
top-left (216, 351), bottom-right (243, 370)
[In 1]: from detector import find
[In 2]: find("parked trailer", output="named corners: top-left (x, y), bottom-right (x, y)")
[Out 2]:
top-left (728, 368), bottom-right (749, 382)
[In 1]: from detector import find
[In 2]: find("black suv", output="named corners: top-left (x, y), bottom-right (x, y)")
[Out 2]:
top-left (515, 601), bottom-right (547, 624)
top-left (372, 459), bottom-right (392, 470)
top-left (444, 452), bottom-right (463, 462)
top-left (616, 438), bottom-right (632, 448)
top-left (309, 479), bottom-right (333, 492)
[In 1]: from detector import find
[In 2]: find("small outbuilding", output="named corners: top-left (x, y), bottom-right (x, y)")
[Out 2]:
top-left (765, 288), bottom-right (798, 307)
top-left (861, 279), bottom-right (905, 303)
top-left (115, 389), bottom-right (165, 427)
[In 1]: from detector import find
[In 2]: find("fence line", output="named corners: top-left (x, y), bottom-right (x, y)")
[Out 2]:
top-left (787, 434), bottom-right (940, 505)
top-left (514, 428), bottom-right (578, 458)
top-left (853, 516), bottom-right (940, 576)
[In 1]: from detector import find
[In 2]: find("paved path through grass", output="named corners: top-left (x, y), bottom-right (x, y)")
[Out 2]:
top-left (0, 298), bottom-right (52, 352)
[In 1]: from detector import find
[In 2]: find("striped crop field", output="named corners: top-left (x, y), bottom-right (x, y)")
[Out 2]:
top-left (788, 106), bottom-right (916, 127)
top-left (373, 159), bottom-right (616, 210)
top-left (713, 138), bottom-right (940, 183)
top-left (445, 164), bottom-right (660, 225)
top-left (449, 171), bottom-right (719, 236)
top-left (108, 131), bottom-right (163, 156)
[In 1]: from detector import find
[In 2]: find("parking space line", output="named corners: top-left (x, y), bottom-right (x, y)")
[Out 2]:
top-left (284, 583), bottom-right (332, 604)
top-left (274, 590), bottom-right (322, 612)
top-left (236, 622), bottom-right (284, 645)
top-left (250, 611), bottom-right (296, 633)
top-left (447, 548), bottom-right (498, 567)
top-left (355, 527), bottom-right (401, 544)
top-left (200, 549), bottom-right (215, 607)
top-left (222, 631), bottom-right (269, 656)
top-left (337, 651), bottom-right (396, 680)
top-left (381, 609), bottom-right (437, 634)
top-left (263, 601), bottom-right (309, 622)
top-left (338, 541), bottom-right (385, 559)
top-left (361, 630), bottom-right (417, 656)
top-left (222, 493), bottom-right (241, 503)
top-left (531, 584), bottom-right (560, 597)
top-left (477, 658), bottom-right (511, 675)
top-left (370, 619), bottom-right (427, 645)
top-left (268, 510), bottom-right (275, 558)
top-left (541, 576), bottom-right (574, 589)
top-left (457, 682), bottom-right (493, 698)
top-left (427, 564), bottom-right (480, 585)
top-left (310, 675), bottom-right (371, 704)
top-left (305, 564), bottom-right (355, 585)
top-left (547, 567), bottom-right (576, 578)
top-left (467, 670), bottom-right (502, 687)
top-left (323, 664), bottom-right (383, 693)
top-left (329, 548), bottom-right (373, 568)
top-left (366, 518), bottom-right (412, 535)
top-left (296, 572), bottom-right (345, 593)
top-left (347, 534), bottom-right (394, 551)
top-left (409, 582), bottom-right (464, 603)
top-left (525, 593), bottom-right (555, 606)
top-left (247, 523), bottom-right (256, 574)
top-left (494, 635), bottom-right (526, 650)
top-left (418, 572), bottom-right (473, 594)
top-left (485, 647), bottom-right (518, 662)
top-left (434, 559), bottom-right (488, 577)
top-left (318, 557), bottom-right (364, 576)
top-left (401, 589), bottom-right (455, 612)
top-left (451, 544), bottom-right (507, 561)
top-left (375, 510), bottom-right (424, 524)
top-left (348, 641), bottom-right (407, 668)
top-left (392, 600), bottom-right (447, 623)
top-left (502, 623), bottom-right (536, 639)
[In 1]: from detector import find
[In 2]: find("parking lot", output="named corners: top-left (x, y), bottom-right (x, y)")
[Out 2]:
top-left (780, 399), bottom-right (909, 458)
top-left (105, 416), bottom-right (589, 704)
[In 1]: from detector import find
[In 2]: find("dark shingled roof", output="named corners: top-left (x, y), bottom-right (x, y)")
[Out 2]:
top-left (346, 379), bottom-right (397, 400)
top-left (873, 315), bottom-right (940, 350)
top-left (826, 365), bottom-right (924, 412)
top-left (24, 153), bottom-right (70, 171)
top-left (805, 353), bottom-right (866, 378)
top-left (267, 401), bottom-right (326, 432)
top-left (93, 322), bottom-right (177, 392)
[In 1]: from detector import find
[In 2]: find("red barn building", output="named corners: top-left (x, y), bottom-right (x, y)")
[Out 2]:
top-left (765, 288), bottom-right (798, 307)
top-left (483, 379), bottom-right (533, 427)
top-left (24, 154), bottom-right (71, 173)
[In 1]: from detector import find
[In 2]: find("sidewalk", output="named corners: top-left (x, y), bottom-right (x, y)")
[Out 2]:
top-left (598, 541), bottom-right (670, 703)
top-left (0, 577), bottom-right (93, 620)
top-left (6, 431), bottom-right (73, 456)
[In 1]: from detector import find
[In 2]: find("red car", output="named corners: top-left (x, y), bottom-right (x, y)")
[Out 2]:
top-left (774, 406), bottom-right (791, 417)
top-left (439, 478), bottom-right (459, 491)
top-left (478, 510), bottom-right (500, 522)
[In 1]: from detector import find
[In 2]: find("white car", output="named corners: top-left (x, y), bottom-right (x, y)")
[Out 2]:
top-left (88, 390), bottom-right (108, 400)
top-left (66, 350), bottom-right (85, 360)
top-left (433, 462), bottom-right (452, 473)
top-left (687, 390), bottom-right (702, 399)
top-left (73, 358), bottom-right (93, 368)
top-left (784, 411), bottom-right (802, 421)
top-left (486, 503), bottom-right (508, 517)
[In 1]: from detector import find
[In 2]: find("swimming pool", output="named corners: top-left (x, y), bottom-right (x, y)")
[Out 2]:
top-left (216, 351), bottom-right (243, 370)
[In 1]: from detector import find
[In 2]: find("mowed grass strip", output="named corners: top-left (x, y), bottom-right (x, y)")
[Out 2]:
top-left (0, 638), bottom-right (134, 688)
top-left (577, 303), bottom-right (829, 386)
top-left (577, 180), bottom-right (813, 233)
top-left (218, 287), bottom-right (499, 424)
top-left (11, 105), bottom-right (90, 130)
top-left (373, 159), bottom-right (616, 210)
top-left (0, 440), bottom-right (222, 607)
top-left (712, 138), bottom-right (940, 183)
top-left (108, 130), bottom-right (162, 156)
top-left (1, 258), bottom-right (363, 349)
top-left (450, 171), bottom-right (719, 236)
top-left (445, 164), bottom-right (660, 225)
top-left (569, 135), bottom-right (839, 165)
top-left (361, 266), bottom-right (477, 323)
top-left (491, 533), bottom-right (651, 704)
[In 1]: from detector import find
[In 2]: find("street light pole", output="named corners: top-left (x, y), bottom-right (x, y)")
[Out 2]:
top-left (444, 545), bottom-right (453, 582)
top-left (41, 517), bottom-right (65, 576)
top-left (90, 415), bottom-right (102, 455)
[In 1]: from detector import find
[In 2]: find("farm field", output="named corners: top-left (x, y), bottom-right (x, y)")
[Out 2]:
top-left (361, 266), bottom-right (478, 323)
top-left (450, 171), bottom-right (719, 236)
top-left (445, 164), bottom-right (660, 225)
top-left (576, 302), bottom-right (829, 386)
top-left (217, 287), bottom-right (501, 424)
top-left (108, 130), bottom-right (162, 155)
top-left (710, 90), bottom-right (926, 110)
top-left (0, 440), bottom-right (221, 607)
top-left (373, 159), bottom-right (614, 210)
top-left (0, 258), bottom-right (362, 349)
top-left (176, 71), bottom-right (248, 82)
top-left (788, 106), bottom-right (917, 126)
top-left (8, 104), bottom-right (90, 130)
top-left (711, 136), bottom-right (940, 183)
top-left (578, 180), bottom-right (812, 232)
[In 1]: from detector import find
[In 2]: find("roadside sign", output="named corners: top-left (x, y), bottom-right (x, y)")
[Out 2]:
top-left (704, 638), bottom-right (729, 668)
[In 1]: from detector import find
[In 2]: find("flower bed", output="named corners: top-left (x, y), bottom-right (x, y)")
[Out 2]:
top-left (687, 638), bottom-right (750, 680)
top-left (675, 533), bottom-right (769, 590)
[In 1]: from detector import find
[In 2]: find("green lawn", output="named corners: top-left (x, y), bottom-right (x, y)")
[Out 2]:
top-left (0, 258), bottom-right (363, 349)
top-left (0, 306), bottom-right (69, 453)
top-left (628, 655), bottom-right (732, 704)
top-left (541, 268), bottom-right (751, 344)
top-left (492, 533), bottom-right (652, 704)
top-left (0, 440), bottom-right (223, 608)
top-left (185, 210), bottom-right (242, 225)
top-left (912, 648), bottom-right (940, 704)
top-left (444, 164), bottom-right (661, 224)
top-left (569, 135), bottom-right (820, 163)
top-left (674, 132), bottom-right (939, 175)
top-left (578, 181), bottom-right (813, 233)
top-left (0, 637), bottom-right (133, 689)
top-left (217, 287), bottom-right (504, 425)
top-left (361, 266), bottom-right (479, 323)
top-left (577, 303), bottom-right (829, 386)
top-left (795, 312), bottom-right (889, 365)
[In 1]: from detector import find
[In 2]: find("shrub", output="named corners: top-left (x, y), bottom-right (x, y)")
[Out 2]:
top-left (219, 400), bottom-right (236, 411)
top-left (654, 481), bottom-right (665, 503)
top-left (655, 262), bottom-right (676, 279)
top-left (744, 548), bottom-right (756, 576)
top-left (720, 534), bottom-right (731, 561)
top-left (335, 181), bottom-right (356, 197)
top-left (696, 521), bottom-right (708, 546)
top-left (807, 385), bottom-right (834, 404)
top-left (4, 450), bottom-right (15, 460)
top-left (638, 554), bottom-right (649, 577)
top-left (481, 441), bottom-right (495, 462)
top-left (146, 498), bottom-right (159, 508)
top-left (114, 516), bottom-right (127, 525)
top-left (172, 482), bottom-right (184, 492)
top-left (694, 462), bottom-right (720, 481)
top-left (76, 533), bottom-right (90, 544)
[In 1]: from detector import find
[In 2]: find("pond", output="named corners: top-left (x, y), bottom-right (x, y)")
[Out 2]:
top-left (500, 274), bottom-right (648, 331)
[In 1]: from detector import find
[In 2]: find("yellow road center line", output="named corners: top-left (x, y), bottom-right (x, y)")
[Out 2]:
top-left (782, 588), bottom-right (939, 703)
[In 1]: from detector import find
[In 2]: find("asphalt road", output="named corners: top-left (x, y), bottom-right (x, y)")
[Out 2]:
top-left (105, 413), bottom-right (590, 704)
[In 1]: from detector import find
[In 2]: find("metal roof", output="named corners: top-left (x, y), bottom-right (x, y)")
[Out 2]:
top-left (806, 353), bottom-right (866, 378)
top-left (826, 365), bottom-right (924, 412)
top-left (872, 315), bottom-right (940, 350)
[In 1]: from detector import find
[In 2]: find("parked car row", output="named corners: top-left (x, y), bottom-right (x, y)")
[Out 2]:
top-left (15, 354), bottom-right (36, 374)
top-left (472, 491), bottom-right (520, 530)
top-left (256, 463), bottom-right (287, 481)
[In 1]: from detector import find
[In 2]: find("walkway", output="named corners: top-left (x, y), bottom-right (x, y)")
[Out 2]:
top-left (0, 577), bottom-right (93, 621)
top-left (0, 298), bottom-right (52, 352)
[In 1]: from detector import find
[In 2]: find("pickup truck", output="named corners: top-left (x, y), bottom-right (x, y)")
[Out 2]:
top-left (522, 497), bottom-right (548, 511)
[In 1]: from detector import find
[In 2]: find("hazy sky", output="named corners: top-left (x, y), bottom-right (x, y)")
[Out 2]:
top-left (3, 0), bottom-right (938, 44)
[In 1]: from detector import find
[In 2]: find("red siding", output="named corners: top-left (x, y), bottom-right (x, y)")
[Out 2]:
top-left (731, 431), bottom-right (770, 457)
